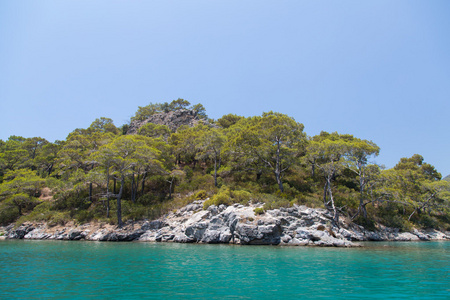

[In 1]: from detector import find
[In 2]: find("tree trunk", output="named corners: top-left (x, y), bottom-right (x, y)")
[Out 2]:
top-left (275, 139), bottom-right (283, 192)
top-left (169, 178), bottom-right (173, 199)
top-left (141, 172), bottom-right (147, 196)
top-left (359, 186), bottom-right (367, 219)
top-left (323, 180), bottom-right (328, 207)
top-left (256, 170), bottom-right (262, 181)
top-left (48, 163), bottom-right (53, 176)
top-left (17, 202), bottom-right (22, 215)
top-left (106, 167), bottom-right (110, 218)
top-left (214, 154), bottom-right (218, 187)
top-left (131, 171), bottom-right (136, 203)
top-left (275, 171), bottom-right (284, 193)
top-left (117, 176), bottom-right (124, 228)
top-left (358, 163), bottom-right (367, 219)
top-left (89, 182), bottom-right (93, 203)
top-left (327, 177), bottom-right (339, 224)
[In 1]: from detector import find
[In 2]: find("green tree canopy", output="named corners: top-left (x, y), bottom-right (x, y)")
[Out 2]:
top-left (226, 112), bottom-right (306, 192)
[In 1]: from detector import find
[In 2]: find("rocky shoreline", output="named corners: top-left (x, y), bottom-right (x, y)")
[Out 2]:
top-left (1, 201), bottom-right (449, 246)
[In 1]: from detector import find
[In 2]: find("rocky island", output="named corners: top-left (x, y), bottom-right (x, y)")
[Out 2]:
top-left (1, 100), bottom-right (449, 244)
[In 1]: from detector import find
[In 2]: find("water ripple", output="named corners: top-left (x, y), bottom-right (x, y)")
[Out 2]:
top-left (0, 241), bottom-right (449, 299)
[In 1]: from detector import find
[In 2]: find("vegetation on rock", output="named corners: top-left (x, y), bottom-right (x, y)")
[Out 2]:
top-left (1, 100), bottom-right (449, 231)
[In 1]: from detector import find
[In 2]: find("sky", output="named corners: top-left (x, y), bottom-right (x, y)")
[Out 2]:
top-left (0, 1), bottom-right (449, 177)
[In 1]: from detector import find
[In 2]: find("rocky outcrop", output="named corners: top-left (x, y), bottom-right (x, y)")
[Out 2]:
top-left (4, 201), bottom-right (450, 247)
top-left (6, 224), bottom-right (35, 239)
top-left (126, 109), bottom-right (217, 134)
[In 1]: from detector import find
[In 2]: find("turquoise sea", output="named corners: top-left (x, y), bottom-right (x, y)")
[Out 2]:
top-left (0, 240), bottom-right (449, 299)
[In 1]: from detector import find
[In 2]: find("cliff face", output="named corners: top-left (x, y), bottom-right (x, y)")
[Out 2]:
top-left (126, 109), bottom-right (214, 134)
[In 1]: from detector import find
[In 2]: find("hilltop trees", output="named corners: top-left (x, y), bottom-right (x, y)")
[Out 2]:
top-left (131, 99), bottom-right (207, 122)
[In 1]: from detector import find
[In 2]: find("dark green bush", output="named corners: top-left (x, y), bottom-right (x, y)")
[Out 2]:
top-left (419, 215), bottom-right (439, 229)
top-left (0, 204), bottom-right (20, 225)
top-left (354, 215), bottom-right (377, 231)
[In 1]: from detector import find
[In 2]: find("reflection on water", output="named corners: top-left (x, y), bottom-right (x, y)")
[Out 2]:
top-left (0, 241), bottom-right (449, 299)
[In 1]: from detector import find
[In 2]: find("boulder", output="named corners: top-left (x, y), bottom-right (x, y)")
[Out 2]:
top-left (7, 224), bottom-right (35, 239)
top-left (185, 222), bottom-right (208, 241)
top-left (235, 223), bottom-right (282, 245)
top-left (24, 227), bottom-right (51, 240)
top-left (392, 232), bottom-right (420, 241)
top-left (68, 230), bottom-right (86, 240)
top-left (141, 220), bottom-right (165, 231)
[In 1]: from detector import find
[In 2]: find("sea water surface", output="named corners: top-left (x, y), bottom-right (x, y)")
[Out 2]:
top-left (0, 240), bottom-right (449, 299)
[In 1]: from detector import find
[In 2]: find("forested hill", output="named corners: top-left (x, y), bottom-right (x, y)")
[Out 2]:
top-left (444, 175), bottom-right (450, 182)
top-left (0, 98), bottom-right (449, 232)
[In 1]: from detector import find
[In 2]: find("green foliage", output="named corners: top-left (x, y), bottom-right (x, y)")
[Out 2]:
top-left (13, 202), bottom-right (70, 227)
top-left (0, 103), bottom-right (448, 233)
top-left (192, 103), bottom-right (208, 120)
top-left (216, 114), bottom-right (243, 129)
top-left (231, 189), bottom-right (252, 203)
top-left (188, 174), bottom-right (215, 192)
top-left (88, 117), bottom-right (120, 135)
top-left (138, 123), bottom-right (172, 140)
top-left (418, 215), bottom-right (439, 229)
top-left (48, 211), bottom-right (72, 226)
top-left (353, 215), bottom-right (377, 231)
top-left (130, 99), bottom-right (205, 122)
top-left (254, 207), bottom-right (264, 215)
top-left (0, 202), bottom-right (20, 225)
top-left (203, 186), bottom-right (234, 209)
top-left (260, 194), bottom-right (293, 211)
top-left (224, 111), bottom-right (306, 193)
top-left (194, 190), bottom-right (208, 200)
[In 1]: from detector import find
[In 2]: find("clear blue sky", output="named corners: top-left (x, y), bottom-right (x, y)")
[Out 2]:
top-left (1, 1), bottom-right (449, 177)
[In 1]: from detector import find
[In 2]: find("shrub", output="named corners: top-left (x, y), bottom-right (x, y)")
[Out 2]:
top-left (125, 204), bottom-right (150, 221)
top-left (254, 207), bottom-right (264, 215)
top-left (203, 193), bottom-right (232, 209)
top-left (14, 201), bottom-right (53, 225)
top-left (231, 190), bottom-right (251, 204)
top-left (203, 186), bottom-right (256, 209)
top-left (203, 186), bottom-right (232, 209)
top-left (354, 216), bottom-right (377, 231)
top-left (48, 212), bottom-right (71, 226)
top-left (137, 194), bottom-right (160, 206)
top-left (190, 174), bottom-right (215, 191)
top-left (0, 204), bottom-right (20, 225)
top-left (383, 215), bottom-right (412, 232)
top-left (184, 166), bottom-right (193, 181)
top-left (194, 190), bottom-right (208, 200)
top-left (419, 215), bottom-right (439, 229)
top-left (258, 194), bottom-right (292, 211)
